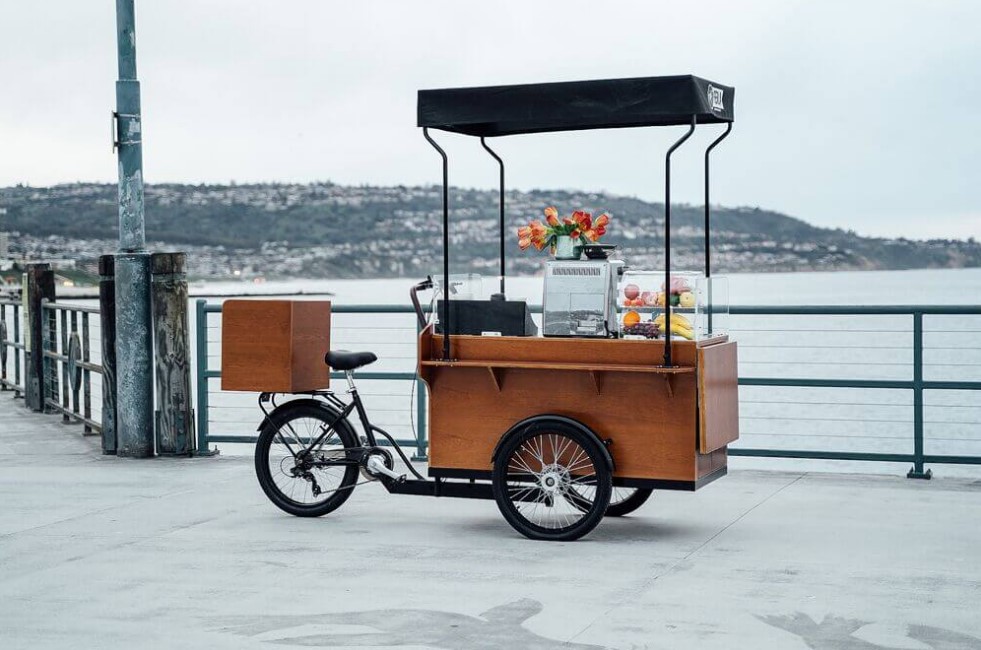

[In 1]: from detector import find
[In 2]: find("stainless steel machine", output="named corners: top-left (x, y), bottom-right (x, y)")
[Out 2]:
top-left (542, 259), bottom-right (623, 337)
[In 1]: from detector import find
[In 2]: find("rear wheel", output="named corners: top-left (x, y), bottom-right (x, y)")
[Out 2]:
top-left (605, 487), bottom-right (654, 517)
top-left (568, 485), bottom-right (654, 517)
top-left (255, 401), bottom-right (360, 517)
top-left (492, 422), bottom-right (611, 541)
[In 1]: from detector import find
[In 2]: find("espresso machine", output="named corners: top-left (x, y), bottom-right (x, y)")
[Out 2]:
top-left (542, 258), bottom-right (623, 337)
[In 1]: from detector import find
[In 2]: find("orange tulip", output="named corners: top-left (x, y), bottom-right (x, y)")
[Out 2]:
top-left (570, 228), bottom-right (582, 240)
top-left (518, 237), bottom-right (532, 250)
top-left (517, 225), bottom-right (532, 238)
top-left (584, 229), bottom-right (598, 242)
top-left (594, 213), bottom-right (610, 228)
top-left (544, 206), bottom-right (558, 221)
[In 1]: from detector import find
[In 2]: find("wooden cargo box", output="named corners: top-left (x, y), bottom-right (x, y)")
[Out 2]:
top-left (221, 300), bottom-right (331, 392)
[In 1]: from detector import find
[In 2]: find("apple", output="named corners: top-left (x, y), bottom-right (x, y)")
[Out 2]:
top-left (640, 291), bottom-right (656, 306)
top-left (624, 284), bottom-right (640, 300)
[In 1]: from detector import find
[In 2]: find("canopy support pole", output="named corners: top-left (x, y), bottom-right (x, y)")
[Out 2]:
top-left (423, 128), bottom-right (452, 361)
top-left (480, 137), bottom-right (506, 297)
top-left (663, 115), bottom-right (696, 367)
top-left (704, 122), bottom-right (732, 336)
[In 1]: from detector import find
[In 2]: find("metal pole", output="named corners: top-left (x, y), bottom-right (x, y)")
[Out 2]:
top-left (195, 299), bottom-right (213, 456)
top-left (663, 116), bottom-right (696, 367)
top-left (480, 137), bottom-right (506, 296)
top-left (908, 311), bottom-right (932, 479)
top-left (113, 0), bottom-right (154, 457)
top-left (422, 128), bottom-right (451, 361)
top-left (704, 122), bottom-right (732, 336)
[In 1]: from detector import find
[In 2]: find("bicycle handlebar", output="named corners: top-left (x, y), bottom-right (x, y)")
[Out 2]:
top-left (410, 276), bottom-right (434, 330)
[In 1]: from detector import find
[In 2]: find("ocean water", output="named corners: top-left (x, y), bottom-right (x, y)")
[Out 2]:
top-left (193, 267), bottom-right (981, 306)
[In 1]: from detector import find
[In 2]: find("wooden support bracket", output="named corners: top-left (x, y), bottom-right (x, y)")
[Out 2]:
top-left (588, 370), bottom-right (603, 395)
top-left (487, 367), bottom-right (504, 392)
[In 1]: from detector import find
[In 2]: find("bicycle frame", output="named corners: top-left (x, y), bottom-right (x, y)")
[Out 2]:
top-left (258, 371), bottom-right (425, 480)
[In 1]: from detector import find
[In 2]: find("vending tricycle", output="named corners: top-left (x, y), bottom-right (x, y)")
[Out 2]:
top-left (230, 75), bottom-right (739, 541)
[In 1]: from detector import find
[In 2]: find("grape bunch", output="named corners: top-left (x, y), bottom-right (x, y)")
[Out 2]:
top-left (622, 322), bottom-right (661, 339)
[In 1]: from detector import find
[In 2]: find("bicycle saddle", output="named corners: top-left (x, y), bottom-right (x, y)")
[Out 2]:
top-left (325, 350), bottom-right (377, 371)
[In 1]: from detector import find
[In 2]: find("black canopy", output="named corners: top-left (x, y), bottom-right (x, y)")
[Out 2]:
top-left (418, 75), bottom-right (734, 137)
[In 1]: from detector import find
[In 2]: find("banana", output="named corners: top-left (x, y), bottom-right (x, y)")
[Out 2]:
top-left (654, 312), bottom-right (695, 340)
top-left (653, 313), bottom-right (692, 329)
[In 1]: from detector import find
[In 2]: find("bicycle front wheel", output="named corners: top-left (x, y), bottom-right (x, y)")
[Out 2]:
top-left (254, 400), bottom-right (361, 517)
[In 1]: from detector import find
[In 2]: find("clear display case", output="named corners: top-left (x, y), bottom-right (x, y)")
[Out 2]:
top-left (618, 271), bottom-right (729, 340)
top-left (436, 273), bottom-right (484, 300)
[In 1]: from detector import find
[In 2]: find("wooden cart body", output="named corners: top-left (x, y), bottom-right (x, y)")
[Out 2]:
top-left (419, 328), bottom-right (738, 490)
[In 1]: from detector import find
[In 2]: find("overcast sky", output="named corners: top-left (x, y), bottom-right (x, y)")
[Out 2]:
top-left (1, 1), bottom-right (979, 240)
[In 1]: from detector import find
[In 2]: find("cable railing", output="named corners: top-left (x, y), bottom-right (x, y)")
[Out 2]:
top-left (194, 301), bottom-right (981, 476)
top-left (39, 300), bottom-right (103, 433)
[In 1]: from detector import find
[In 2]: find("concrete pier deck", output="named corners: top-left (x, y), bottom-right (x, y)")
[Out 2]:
top-left (1, 393), bottom-right (980, 650)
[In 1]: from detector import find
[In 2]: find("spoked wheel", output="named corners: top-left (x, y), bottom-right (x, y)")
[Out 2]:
top-left (255, 401), bottom-right (361, 517)
top-left (492, 422), bottom-right (611, 541)
top-left (568, 486), bottom-right (654, 517)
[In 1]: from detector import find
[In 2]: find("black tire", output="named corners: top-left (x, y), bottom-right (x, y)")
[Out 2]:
top-left (567, 485), bottom-right (654, 517)
top-left (605, 487), bottom-right (654, 517)
top-left (492, 421), bottom-right (612, 541)
top-left (255, 400), bottom-right (360, 517)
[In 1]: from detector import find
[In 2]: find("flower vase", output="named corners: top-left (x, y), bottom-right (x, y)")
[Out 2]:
top-left (552, 235), bottom-right (581, 260)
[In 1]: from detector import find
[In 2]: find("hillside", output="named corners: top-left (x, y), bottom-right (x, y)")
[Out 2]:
top-left (1, 182), bottom-right (979, 279)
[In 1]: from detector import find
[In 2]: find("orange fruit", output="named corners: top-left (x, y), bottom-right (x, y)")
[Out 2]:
top-left (623, 310), bottom-right (641, 327)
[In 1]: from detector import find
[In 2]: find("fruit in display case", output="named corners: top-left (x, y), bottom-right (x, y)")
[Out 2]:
top-left (622, 310), bottom-right (641, 327)
top-left (622, 321), bottom-right (661, 339)
top-left (653, 312), bottom-right (694, 340)
top-left (679, 291), bottom-right (695, 309)
top-left (623, 284), bottom-right (640, 300)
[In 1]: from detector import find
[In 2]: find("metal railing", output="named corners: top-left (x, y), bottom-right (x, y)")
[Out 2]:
top-left (194, 301), bottom-right (981, 476)
top-left (40, 300), bottom-right (103, 433)
top-left (0, 298), bottom-right (26, 395)
top-left (726, 306), bottom-right (981, 477)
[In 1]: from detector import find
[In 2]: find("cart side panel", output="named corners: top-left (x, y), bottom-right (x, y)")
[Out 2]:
top-left (696, 341), bottom-right (739, 453)
top-left (420, 336), bottom-right (701, 482)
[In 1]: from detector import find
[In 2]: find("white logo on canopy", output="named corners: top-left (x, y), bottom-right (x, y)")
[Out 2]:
top-left (707, 85), bottom-right (725, 112)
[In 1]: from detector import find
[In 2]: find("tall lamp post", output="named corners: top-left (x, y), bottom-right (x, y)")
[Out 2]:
top-left (113, 0), bottom-right (154, 457)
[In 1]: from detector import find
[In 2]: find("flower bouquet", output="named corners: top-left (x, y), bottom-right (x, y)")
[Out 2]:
top-left (517, 207), bottom-right (611, 256)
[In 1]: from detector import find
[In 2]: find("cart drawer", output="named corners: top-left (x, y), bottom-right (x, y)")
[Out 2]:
top-left (697, 341), bottom-right (739, 453)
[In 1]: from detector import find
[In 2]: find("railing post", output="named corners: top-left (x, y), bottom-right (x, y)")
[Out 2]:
top-left (908, 310), bottom-right (932, 479)
top-left (1, 302), bottom-right (7, 391)
top-left (69, 311), bottom-right (82, 425)
top-left (81, 312), bottom-right (93, 434)
top-left (99, 255), bottom-right (118, 454)
top-left (60, 308), bottom-right (70, 422)
top-left (14, 303), bottom-right (23, 397)
top-left (152, 252), bottom-right (195, 455)
top-left (195, 299), bottom-right (214, 456)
